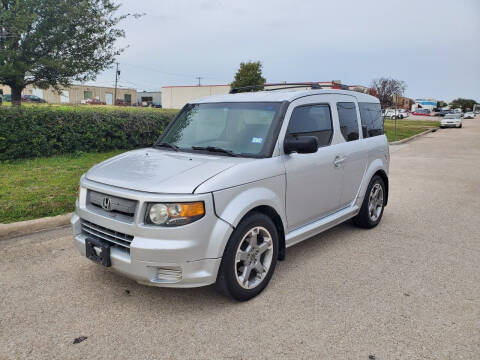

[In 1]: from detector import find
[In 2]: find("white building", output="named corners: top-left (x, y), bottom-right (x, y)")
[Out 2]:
top-left (137, 91), bottom-right (162, 107)
top-left (412, 99), bottom-right (437, 112)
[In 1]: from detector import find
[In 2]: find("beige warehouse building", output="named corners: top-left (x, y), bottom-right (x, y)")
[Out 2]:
top-left (161, 84), bottom-right (231, 109)
top-left (1, 84), bottom-right (136, 105)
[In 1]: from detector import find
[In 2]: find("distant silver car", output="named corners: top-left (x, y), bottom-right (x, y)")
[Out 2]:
top-left (463, 112), bottom-right (475, 119)
top-left (72, 88), bottom-right (390, 300)
top-left (440, 113), bottom-right (463, 128)
top-left (384, 108), bottom-right (408, 119)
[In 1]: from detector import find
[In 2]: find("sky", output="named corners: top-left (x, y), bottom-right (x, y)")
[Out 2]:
top-left (91, 0), bottom-right (480, 102)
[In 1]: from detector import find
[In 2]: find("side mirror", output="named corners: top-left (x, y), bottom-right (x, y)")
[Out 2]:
top-left (284, 136), bottom-right (318, 154)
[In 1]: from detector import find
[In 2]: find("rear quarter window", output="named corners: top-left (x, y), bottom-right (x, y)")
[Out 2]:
top-left (337, 102), bottom-right (360, 141)
top-left (358, 102), bottom-right (384, 138)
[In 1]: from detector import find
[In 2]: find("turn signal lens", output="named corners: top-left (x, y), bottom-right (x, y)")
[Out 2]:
top-left (146, 202), bottom-right (205, 226)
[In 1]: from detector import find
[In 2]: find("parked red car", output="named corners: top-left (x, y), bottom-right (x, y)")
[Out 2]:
top-left (85, 98), bottom-right (106, 105)
top-left (412, 109), bottom-right (431, 116)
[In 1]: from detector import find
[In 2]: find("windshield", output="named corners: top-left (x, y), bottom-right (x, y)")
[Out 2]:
top-left (157, 102), bottom-right (282, 157)
top-left (445, 114), bottom-right (460, 119)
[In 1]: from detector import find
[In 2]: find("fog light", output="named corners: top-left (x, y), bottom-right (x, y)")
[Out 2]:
top-left (155, 267), bottom-right (182, 282)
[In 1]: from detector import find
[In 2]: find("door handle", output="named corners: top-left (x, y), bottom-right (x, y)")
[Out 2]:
top-left (333, 156), bottom-right (345, 167)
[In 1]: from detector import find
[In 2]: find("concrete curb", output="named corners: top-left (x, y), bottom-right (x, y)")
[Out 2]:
top-left (0, 213), bottom-right (72, 240)
top-left (389, 128), bottom-right (437, 145)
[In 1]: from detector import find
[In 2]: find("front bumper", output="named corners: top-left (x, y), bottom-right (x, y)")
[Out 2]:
top-left (72, 178), bottom-right (233, 288)
top-left (441, 121), bottom-right (461, 127)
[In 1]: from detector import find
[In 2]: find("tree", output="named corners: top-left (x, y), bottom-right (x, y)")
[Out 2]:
top-left (450, 98), bottom-right (477, 112)
top-left (231, 61), bottom-right (266, 92)
top-left (0, 0), bottom-right (134, 105)
top-left (437, 100), bottom-right (448, 108)
top-left (370, 77), bottom-right (407, 108)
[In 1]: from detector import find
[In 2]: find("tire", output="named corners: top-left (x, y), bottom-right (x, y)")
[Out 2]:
top-left (353, 175), bottom-right (386, 229)
top-left (459, 124), bottom-right (462, 128)
top-left (216, 212), bottom-right (279, 301)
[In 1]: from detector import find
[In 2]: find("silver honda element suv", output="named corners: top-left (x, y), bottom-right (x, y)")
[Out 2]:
top-left (72, 85), bottom-right (389, 301)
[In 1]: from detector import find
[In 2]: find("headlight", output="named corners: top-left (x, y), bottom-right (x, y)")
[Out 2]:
top-left (145, 202), bottom-right (205, 226)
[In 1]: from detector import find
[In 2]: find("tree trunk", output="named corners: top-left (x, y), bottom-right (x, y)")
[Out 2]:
top-left (11, 85), bottom-right (23, 106)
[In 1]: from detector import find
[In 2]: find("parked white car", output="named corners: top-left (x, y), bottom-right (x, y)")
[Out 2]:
top-left (440, 114), bottom-right (462, 128)
top-left (463, 112), bottom-right (475, 119)
top-left (383, 108), bottom-right (408, 119)
top-left (72, 86), bottom-right (389, 301)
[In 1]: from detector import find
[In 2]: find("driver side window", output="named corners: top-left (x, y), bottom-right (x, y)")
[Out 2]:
top-left (287, 104), bottom-right (333, 147)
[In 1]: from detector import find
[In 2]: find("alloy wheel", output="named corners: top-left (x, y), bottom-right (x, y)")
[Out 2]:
top-left (368, 183), bottom-right (384, 222)
top-left (234, 226), bottom-right (274, 289)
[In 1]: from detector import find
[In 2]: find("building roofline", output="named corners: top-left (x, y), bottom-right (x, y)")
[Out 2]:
top-left (162, 84), bottom-right (230, 88)
top-left (70, 83), bottom-right (136, 91)
top-left (162, 81), bottom-right (346, 89)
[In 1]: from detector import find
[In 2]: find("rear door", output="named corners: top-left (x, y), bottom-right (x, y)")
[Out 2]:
top-left (333, 96), bottom-right (369, 207)
top-left (281, 95), bottom-right (345, 231)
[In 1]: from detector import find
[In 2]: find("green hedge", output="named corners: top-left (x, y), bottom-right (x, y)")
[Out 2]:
top-left (0, 106), bottom-right (178, 161)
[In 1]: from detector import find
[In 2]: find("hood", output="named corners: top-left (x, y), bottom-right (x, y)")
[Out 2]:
top-left (85, 148), bottom-right (249, 194)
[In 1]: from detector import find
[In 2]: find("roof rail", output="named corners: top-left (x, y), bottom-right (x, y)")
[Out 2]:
top-left (229, 82), bottom-right (324, 94)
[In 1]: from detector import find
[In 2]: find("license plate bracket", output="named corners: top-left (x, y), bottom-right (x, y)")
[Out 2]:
top-left (85, 237), bottom-right (111, 267)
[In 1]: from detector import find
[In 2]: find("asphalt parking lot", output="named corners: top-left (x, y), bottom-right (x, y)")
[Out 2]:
top-left (1, 118), bottom-right (479, 360)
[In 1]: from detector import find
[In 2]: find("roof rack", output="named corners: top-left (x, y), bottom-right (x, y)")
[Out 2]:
top-left (229, 82), bottom-right (324, 94)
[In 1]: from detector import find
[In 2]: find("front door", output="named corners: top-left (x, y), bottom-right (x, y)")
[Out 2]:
top-left (282, 95), bottom-right (344, 231)
top-left (105, 93), bottom-right (113, 105)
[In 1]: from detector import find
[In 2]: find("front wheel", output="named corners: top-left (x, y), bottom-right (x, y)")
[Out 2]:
top-left (353, 175), bottom-right (386, 229)
top-left (216, 212), bottom-right (279, 301)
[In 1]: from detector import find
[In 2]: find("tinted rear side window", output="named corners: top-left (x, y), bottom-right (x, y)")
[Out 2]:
top-left (358, 102), bottom-right (384, 137)
top-left (287, 104), bottom-right (333, 146)
top-left (337, 102), bottom-right (359, 141)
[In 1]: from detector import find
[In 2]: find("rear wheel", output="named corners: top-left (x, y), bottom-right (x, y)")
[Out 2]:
top-left (353, 175), bottom-right (386, 229)
top-left (216, 212), bottom-right (279, 301)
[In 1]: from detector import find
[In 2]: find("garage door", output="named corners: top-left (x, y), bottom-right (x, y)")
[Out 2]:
top-left (32, 88), bottom-right (44, 99)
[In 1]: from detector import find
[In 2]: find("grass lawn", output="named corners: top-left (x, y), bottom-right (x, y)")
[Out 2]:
top-left (0, 150), bottom-right (124, 223)
top-left (384, 119), bottom-right (439, 142)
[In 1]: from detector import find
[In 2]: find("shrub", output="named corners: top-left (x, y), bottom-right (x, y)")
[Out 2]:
top-left (0, 106), bottom-right (178, 161)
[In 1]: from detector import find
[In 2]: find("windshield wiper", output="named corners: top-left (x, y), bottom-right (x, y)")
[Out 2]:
top-left (191, 146), bottom-right (238, 157)
top-left (155, 142), bottom-right (179, 151)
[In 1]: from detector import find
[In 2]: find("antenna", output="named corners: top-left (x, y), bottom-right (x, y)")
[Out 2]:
top-left (196, 77), bottom-right (203, 86)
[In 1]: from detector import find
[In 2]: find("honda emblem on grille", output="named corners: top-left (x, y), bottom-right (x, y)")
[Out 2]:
top-left (102, 197), bottom-right (112, 211)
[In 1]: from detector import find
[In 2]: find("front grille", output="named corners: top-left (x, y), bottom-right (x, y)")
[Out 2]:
top-left (81, 220), bottom-right (134, 252)
top-left (87, 190), bottom-right (137, 219)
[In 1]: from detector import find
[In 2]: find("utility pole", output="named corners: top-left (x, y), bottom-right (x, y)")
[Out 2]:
top-left (114, 62), bottom-right (120, 105)
top-left (196, 77), bottom-right (203, 86)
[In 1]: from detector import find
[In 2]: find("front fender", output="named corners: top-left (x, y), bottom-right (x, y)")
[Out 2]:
top-left (211, 175), bottom-right (286, 257)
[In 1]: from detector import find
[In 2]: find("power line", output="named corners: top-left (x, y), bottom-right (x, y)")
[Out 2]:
top-left (121, 62), bottom-right (227, 82)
